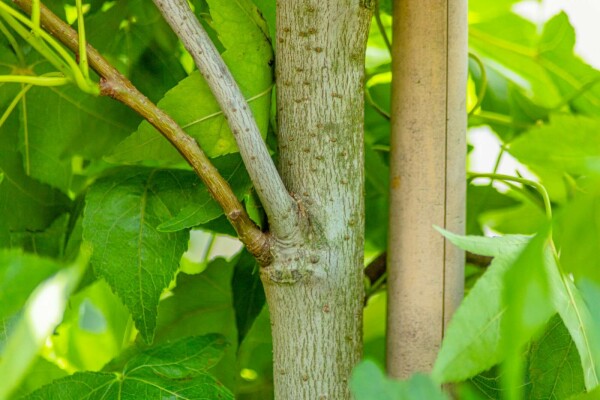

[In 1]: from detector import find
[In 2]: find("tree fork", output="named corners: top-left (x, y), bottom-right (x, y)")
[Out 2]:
top-left (12, 0), bottom-right (270, 263)
top-left (387, 0), bottom-right (467, 378)
top-left (261, 1), bottom-right (372, 398)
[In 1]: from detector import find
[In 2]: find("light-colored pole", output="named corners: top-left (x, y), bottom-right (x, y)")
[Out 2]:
top-left (387, 0), bottom-right (467, 378)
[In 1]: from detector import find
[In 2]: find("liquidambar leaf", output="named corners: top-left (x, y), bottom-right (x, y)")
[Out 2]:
top-left (23, 335), bottom-right (233, 400)
top-left (433, 230), bottom-right (531, 382)
top-left (109, 0), bottom-right (273, 165)
top-left (351, 360), bottom-right (447, 400)
top-left (501, 227), bottom-right (554, 400)
top-left (529, 315), bottom-right (585, 400)
top-left (83, 169), bottom-right (197, 343)
top-left (508, 115), bottom-right (600, 176)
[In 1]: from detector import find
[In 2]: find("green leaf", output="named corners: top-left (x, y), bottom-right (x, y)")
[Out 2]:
top-left (18, 84), bottom-right (140, 193)
top-left (0, 249), bottom-right (64, 321)
top-left (433, 231), bottom-right (530, 382)
top-left (11, 358), bottom-right (68, 399)
top-left (537, 13), bottom-right (600, 117)
top-left (49, 279), bottom-right (131, 371)
top-left (157, 155), bottom-right (252, 232)
top-left (469, 13), bottom-right (562, 108)
top-left (0, 247), bottom-right (89, 400)
top-left (232, 250), bottom-right (264, 344)
top-left (529, 315), bottom-right (586, 400)
top-left (508, 115), bottom-right (600, 176)
top-left (23, 335), bottom-right (233, 400)
top-left (236, 307), bottom-right (274, 398)
top-left (467, 184), bottom-right (519, 235)
top-left (0, 87), bottom-right (71, 246)
top-left (155, 258), bottom-right (237, 389)
top-left (547, 275), bottom-right (600, 390)
top-left (351, 360), bottom-right (448, 400)
top-left (8, 213), bottom-right (69, 258)
top-left (553, 186), bottom-right (600, 284)
top-left (86, 0), bottom-right (186, 101)
top-left (109, 0), bottom-right (273, 164)
top-left (501, 227), bottom-right (554, 400)
top-left (82, 168), bottom-right (197, 343)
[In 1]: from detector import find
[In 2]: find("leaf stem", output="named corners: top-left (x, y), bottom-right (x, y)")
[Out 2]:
top-left (0, 2), bottom-right (96, 93)
top-left (467, 172), bottom-right (552, 220)
top-left (0, 74), bottom-right (69, 86)
top-left (75, 0), bottom-right (89, 80)
top-left (12, 0), bottom-right (272, 264)
top-left (374, 0), bottom-right (391, 56)
top-left (469, 110), bottom-right (532, 129)
top-left (467, 52), bottom-right (487, 117)
top-left (0, 19), bottom-right (25, 65)
top-left (151, 0), bottom-right (301, 243)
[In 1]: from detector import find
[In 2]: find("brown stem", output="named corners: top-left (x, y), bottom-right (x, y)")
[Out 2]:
top-left (13, 0), bottom-right (271, 264)
top-left (364, 251), bottom-right (491, 287)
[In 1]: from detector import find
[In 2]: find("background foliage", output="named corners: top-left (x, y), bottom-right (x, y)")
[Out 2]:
top-left (1, 0), bottom-right (600, 398)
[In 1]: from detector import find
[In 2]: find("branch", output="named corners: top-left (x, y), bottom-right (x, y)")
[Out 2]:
top-left (13, 0), bottom-right (271, 264)
top-left (151, 0), bottom-right (301, 243)
top-left (364, 251), bottom-right (492, 287)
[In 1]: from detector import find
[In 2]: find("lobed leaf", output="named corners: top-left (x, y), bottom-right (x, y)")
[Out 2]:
top-left (433, 231), bottom-right (531, 382)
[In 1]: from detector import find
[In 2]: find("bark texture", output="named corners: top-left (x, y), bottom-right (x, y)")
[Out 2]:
top-left (259, 1), bottom-right (373, 398)
top-left (386, 0), bottom-right (467, 378)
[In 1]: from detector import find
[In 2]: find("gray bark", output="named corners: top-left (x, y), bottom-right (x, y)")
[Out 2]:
top-left (260, 1), bottom-right (373, 398)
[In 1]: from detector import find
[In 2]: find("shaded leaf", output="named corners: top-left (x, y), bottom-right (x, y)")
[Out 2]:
top-left (467, 184), bottom-right (519, 235)
top-left (0, 87), bottom-right (71, 246)
top-left (23, 335), bottom-right (233, 400)
top-left (155, 258), bottom-right (238, 389)
top-left (232, 250), bottom-right (264, 344)
top-left (529, 315), bottom-right (586, 400)
top-left (501, 227), bottom-right (554, 400)
top-left (157, 155), bottom-right (252, 232)
top-left (351, 360), bottom-right (447, 400)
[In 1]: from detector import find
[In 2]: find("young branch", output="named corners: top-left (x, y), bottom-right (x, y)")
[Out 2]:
top-left (151, 0), bottom-right (301, 243)
top-left (12, 0), bottom-right (271, 264)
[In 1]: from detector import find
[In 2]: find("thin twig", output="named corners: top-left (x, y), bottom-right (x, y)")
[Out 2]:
top-left (152, 0), bottom-right (301, 243)
top-left (12, 0), bottom-right (272, 264)
top-left (375, 0), bottom-right (392, 56)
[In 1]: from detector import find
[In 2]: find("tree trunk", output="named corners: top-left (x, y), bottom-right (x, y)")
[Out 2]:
top-left (386, 0), bottom-right (467, 378)
top-left (259, 1), bottom-right (372, 398)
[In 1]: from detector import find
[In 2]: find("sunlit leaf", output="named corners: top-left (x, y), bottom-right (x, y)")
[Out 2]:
top-left (433, 231), bottom-right (530, 382)
top-left (109, 0), bottom-right (273, 164)
top-left (508, 115), bottom-right (600, 176)
top-left (0, 249), bottom-right (64, 321)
